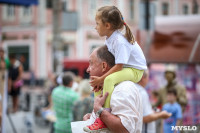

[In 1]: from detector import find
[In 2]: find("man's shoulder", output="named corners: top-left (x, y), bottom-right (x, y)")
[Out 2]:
top-left (114, 81), bottom-right (139, 93)
top-left (135, 84), bottom-right (146, 92)
top-left (52, 86), bottom-right (62, 94)
top-left (158, 87), bottom-right (166, 93)
top-left (174, 83), bottom-right (186, 90)
top-left (115, 81), bottom-right (137, 88)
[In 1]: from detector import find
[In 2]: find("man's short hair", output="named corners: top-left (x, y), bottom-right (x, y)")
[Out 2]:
top-left (142, 69), bottom-right (149, 78)
top-left (96, 45), bottom-right (115, 67)
top-left (62, 72), bottom-right (75, 86)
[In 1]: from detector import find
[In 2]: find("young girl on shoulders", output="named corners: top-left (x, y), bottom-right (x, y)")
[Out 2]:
top-left (84, 6), bottom-right (147, 132)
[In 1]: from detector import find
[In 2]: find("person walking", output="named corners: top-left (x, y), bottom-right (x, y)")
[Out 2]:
top-left (8, 54), bottom-right (23, 113)
top-left (73, 79), bottom-right (93, 121)
top-left (52, 72), bottom-right (79, 133)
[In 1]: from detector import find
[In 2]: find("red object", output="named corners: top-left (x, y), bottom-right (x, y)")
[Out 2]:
top-left (86, 118), bottom-right (107, 131)
top-left (63, 58), bottom-right (89, 78)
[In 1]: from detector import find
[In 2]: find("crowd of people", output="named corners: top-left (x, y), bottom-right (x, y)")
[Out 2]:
top-left (0, 47), bottom-right (188, 133)
top-left (39, 45), bottom-right (186, 133)
top-left (44, 45), bottom-right (187, 133)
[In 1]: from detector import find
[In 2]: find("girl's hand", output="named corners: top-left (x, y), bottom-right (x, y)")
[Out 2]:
top-left (90, 76), bottom-right (103, 88)
top-left (93, 86), bottom-right (103, 92)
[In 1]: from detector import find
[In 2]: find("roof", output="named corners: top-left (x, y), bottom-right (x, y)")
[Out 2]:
top-left (0, 0), bottom-right (38, 6)
top-left (146, 15), bottom-right (200, 63)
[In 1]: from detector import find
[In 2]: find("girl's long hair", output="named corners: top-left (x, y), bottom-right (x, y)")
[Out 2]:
top-left (97, 6), bottom-right (135, 44)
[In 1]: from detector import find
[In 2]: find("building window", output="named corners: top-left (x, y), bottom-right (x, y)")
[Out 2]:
top-left (130, 0), bottom-right (134, 20)
top-left (8, 46), bottom-right (30, 72)
top-left (61, 12), bottom-right (78, 30)
top-left (7, 5), bottom-right (15, 17)
top-left (192, 0), bottom-right (198, 14)
top-left (2, 5), bottom-right (15, 21)
top-left (46, 0), bottom-right (53, 8)
top-left (89, 0), bottom-right (96, 20)
top-left (23, 6), bottom-right (32, 17)
top-left (19, 6), bottom-right (32, 24)
top-left (90, 44), bottom-right (102, 54)
top-left (162, 2), bottom-right (169, 15)
top-left (62, 0), bottom-right (68, 12)
top-left (63, 45), bottom-right (70, 57)
top-left (102, 0), bottom-right (111, 6)
top-left (183, 4), bottom-right (189, 15)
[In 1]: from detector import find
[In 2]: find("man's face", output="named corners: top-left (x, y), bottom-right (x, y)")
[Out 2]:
top-left (87, 50), bottom-right (103, 77)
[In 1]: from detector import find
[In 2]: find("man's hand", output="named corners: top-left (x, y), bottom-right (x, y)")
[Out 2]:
top-left (83, 113), bottom-right (92, 121)
top-left (94, 92), bottom-right (109, 113)
top-left (160, 110), bottom-right (172, 119)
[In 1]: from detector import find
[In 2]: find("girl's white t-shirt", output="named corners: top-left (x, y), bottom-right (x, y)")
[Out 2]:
top-left (105, 30), bottom-right (147, 70)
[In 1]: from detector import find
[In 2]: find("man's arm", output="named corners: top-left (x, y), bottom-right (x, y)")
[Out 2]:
top-left (94, 93), bottom-right (128, 133)
top-left (100, 109), bottom-right (128, 133)
top-left (143, 111), bottom-right (172, 123)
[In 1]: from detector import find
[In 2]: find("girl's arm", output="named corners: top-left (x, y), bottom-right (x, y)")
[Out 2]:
top-left (100, 64), bottom-right (123, 80)
top-left (90, 64), bottom-right (123, 88)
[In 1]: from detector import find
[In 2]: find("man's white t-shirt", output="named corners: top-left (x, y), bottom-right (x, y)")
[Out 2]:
top-left (136, 84), bottom-right (156, 133)
top-left (89, 81), bottom-right (143, 133)
top-left (105, 30), bottom-right (147, 70)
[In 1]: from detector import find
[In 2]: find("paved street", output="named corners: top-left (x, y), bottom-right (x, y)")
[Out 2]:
top-left (5, 111), bottom-right (51, 133)
top-left (3, 86), bottom-right (52, 133)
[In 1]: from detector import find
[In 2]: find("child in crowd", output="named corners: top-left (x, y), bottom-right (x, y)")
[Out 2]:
top-left (84, 6), bottom-right (147, 132)
top-left (162, 89), bottom-right (182, 133)
top-left (152, 90), bottom-right (162, 112)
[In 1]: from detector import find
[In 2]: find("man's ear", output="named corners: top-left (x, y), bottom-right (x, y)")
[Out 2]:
top-left (102, 62), bottom-right (108, 72)
top-left (68, 81), bottom-right (73, 88)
